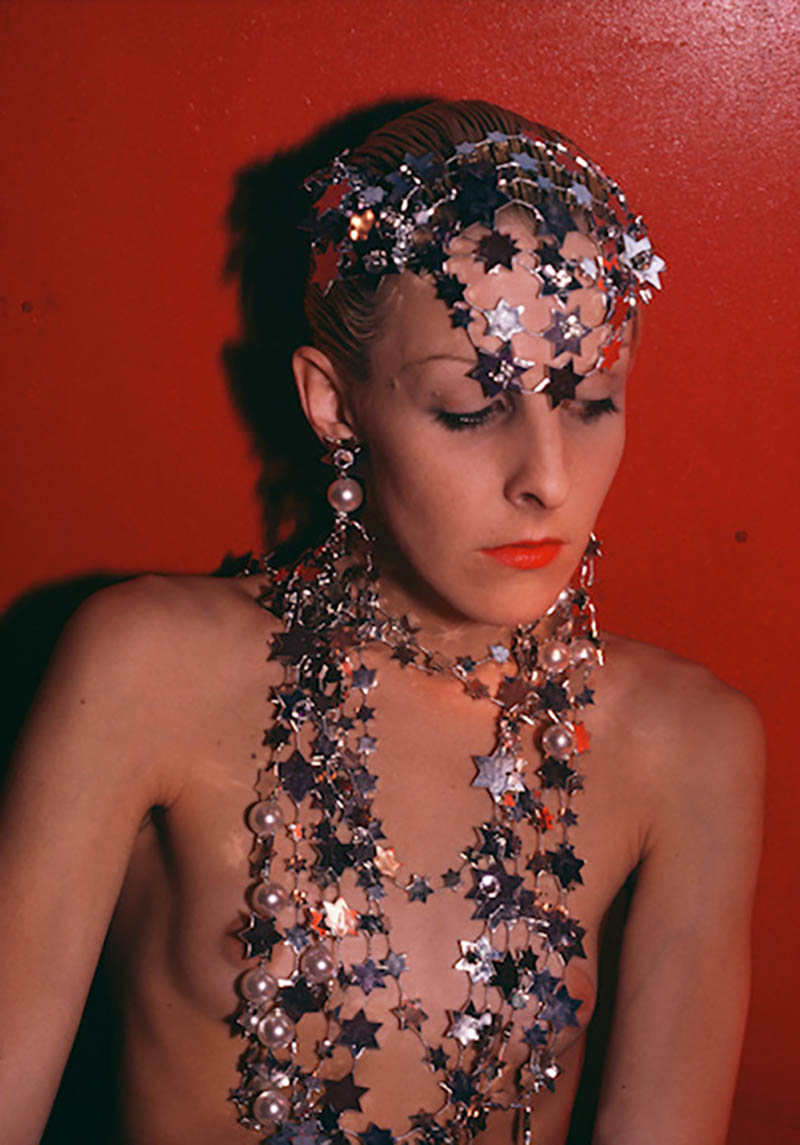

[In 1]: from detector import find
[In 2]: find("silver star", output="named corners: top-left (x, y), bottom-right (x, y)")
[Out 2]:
top-left (447, 1009), bottom-right (493, 1046)
top-left (621, 232), bottom-right (652, 265)
top-left (641, 254), bottom-right (666, 289)
top-left (569, 181), bottom-right (593, 208)
top-left (580, 256), bottom-right (599, 280)
top-left (472, 749), bottom-right (525, 802)
top-left (483, 298), bottom-right (526, 341)
top-left (381, 949), bottom-right (408, 978)
top-left (351, 665), bottom-right (377, 692)
top-left (489, 643), bottom-right (510, 663)
top-left (542, 307), bottom-right (592, 356)
top-left (454, 935), bottom-right (502, 984)
top-left (510, 151), bottom-right (539, 173)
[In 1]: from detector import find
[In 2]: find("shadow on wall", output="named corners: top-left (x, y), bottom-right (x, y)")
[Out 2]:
top-left (222, 94), bottom-right (436, 559)
top-left (0, 572), bottom-right (129, 1143)
top-left (3, 94), bottom-right (632, 1144)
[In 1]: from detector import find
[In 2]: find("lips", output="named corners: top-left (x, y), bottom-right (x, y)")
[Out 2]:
top-left (480, 538), bottom-right (564, 570)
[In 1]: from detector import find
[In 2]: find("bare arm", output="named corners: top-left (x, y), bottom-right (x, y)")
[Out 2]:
top-left (0, 578), bottom-right (186, 1145)
top-left (592, 672), bottom-right (764, 1145)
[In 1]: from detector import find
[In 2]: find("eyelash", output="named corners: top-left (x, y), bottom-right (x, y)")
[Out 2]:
top-left (434, 397), bottom-right (619, 432)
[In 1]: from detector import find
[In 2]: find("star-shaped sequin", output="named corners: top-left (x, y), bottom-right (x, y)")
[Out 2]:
top-left (521, 1022), bottom-right (549, 1047)
top-left (495, 674), bottom-right (529, 708)
top-left (392, 998), bottom-right (429, 1031)
top-left (446, 1006), bottom-right (493, 1046)
top-left (540, 984), bottom-right (583, 1033)
top-left (476, 230), bottom-right (519, 271)
top-left (336, 1008), bottom-right (382, 1056)
top-left (374, 844), bottom-right (401, 877)
top-left (537, 757), bottom-right (573, 789)
top-left (435, 274), bottom-right (467, 306)
top-left (569, 180), bottom-right (594, 208)
top-left (542, 307), bottom-right (592, 357)
top-left (483, 298), bottom-right (526, 341)
top-left (425, 1044), bottom-right (449, 1072)
top-left (450, 306), bottom-right (474, 329)
top-left (351, 665), bottom-right (377, 693)
top-left (323, 1072), bottom-right (368, 1114)
top-left (621, 231), bottom-right (652, 266)
top-left (350, 958), bottom-right (387, 995)
top-left (441, 867), bottom-right (463, 890)
top-left (539, 907), bottom-right (586, 963)
top-left (273, 688), bottom-right (312, 727)
top-left (238, 913), bottom-right (282, 959)
top-left (641, 253), bottom-right (666, 289)
top-left (547, 843), bottom-right (585, 890)
top-left (454, 935), bottom-right (502, 983)
top-left (540, 361), bottom-right (583, 409)
top-left (537, 196), bottom-right (577, 243)
top-left (467, 344), bottom-right (528, 398)
top-left (381, 949), bottom-right (408, 978)
top-left (322, 896), bottom-right (358, 937)
top-left (472, 749), bottom-right (525, 802)
top-left (271, 625), bottom-right (321, 666)
top-left (406, 874), bottom-right (434, 902)
top-left (279, 977), bottom-right (324, 1020)
top-left (284, 924), bottom-right (311, 952)
top-left (279, 750), bottom-right (316, 802)
top-left (489, 950), bottom-right (519, 999)
top-left (457, 168), bottom-right (509, 225)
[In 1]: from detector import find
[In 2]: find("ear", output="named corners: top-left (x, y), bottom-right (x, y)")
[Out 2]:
top-left (292, 346), bottom-right (359, 443)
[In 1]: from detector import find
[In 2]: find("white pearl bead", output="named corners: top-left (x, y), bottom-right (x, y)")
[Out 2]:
top-left (252, 882), bottom-right (289, 916)
top-left (570, 638), bottom-right (597, 667)
top-left (539, 639), bottom-right (570, 673)
top-left (252, 1089), bottom-right (290, 1125)
top-left (247, 801), bottom-right (284, 836)
top-left (299, 943), bottom-right (335, 983)
top-left (326, 477), bottom-right (363, 514)
top-left (541, 723), bottom-right (576, 760)
top-left (240, 967), bottom-right (278, 1005)
top-left (257, 1008), bottom-right (295, 1050)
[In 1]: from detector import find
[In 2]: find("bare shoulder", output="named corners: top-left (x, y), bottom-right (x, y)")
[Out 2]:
top-left (601, 632), bottom-right (765, 808)
top-left (61, 569), bottom-right (280, 678)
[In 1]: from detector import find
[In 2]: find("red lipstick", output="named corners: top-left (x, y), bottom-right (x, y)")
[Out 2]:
top-left (481, 538), bottom-right (564, 570)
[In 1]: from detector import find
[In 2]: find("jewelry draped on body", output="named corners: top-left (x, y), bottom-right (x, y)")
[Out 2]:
top-left (231, 456), bottom-right (603, 1145)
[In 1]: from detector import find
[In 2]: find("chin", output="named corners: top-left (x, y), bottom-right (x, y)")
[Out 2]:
top-left (425, 568), bottom-right (572, 629)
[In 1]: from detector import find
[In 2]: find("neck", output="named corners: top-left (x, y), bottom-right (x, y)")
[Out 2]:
top-left (373, 539), bottom-right (559, 664)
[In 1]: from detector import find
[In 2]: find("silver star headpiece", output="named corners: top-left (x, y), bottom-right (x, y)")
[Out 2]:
top-left (303, 129), bottom-right (665, 405)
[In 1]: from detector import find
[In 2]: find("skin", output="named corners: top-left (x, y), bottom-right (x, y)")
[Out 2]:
top-left (0, 218), bottom-right (764, 1145)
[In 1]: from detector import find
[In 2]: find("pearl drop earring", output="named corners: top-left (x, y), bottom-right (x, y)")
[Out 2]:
top-left (323, 436), bottom-right (364, 516)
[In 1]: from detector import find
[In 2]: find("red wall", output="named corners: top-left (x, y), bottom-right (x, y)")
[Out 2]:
top-left (2, 2), bottom-right (798, 1140)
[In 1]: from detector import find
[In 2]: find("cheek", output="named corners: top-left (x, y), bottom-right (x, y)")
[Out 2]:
top-left (365, 428), bottom-right (490, 538)
top-left (569, 421), bottom-right (625, 513)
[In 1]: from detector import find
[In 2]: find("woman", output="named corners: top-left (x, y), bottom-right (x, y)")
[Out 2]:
top-left (0, 100), bottom-right (763, 1145)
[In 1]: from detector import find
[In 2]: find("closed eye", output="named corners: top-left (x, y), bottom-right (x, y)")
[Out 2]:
top-left (567, 397), bottom-right (619, 422)
top-left (434, 401), bottom-right (506, 431)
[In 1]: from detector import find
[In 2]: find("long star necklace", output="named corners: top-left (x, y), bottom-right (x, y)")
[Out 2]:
top-left (232, 517), bottom-right (602, 1145)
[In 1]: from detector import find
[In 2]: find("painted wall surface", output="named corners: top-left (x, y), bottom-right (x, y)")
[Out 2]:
top-left (1, 1), bottom-right (798, 1141)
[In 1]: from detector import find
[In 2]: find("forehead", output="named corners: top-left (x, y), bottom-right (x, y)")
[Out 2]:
top-left (372, 213), bottom-right (615, 391)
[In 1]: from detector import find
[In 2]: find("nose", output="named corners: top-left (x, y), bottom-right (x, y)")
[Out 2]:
top-left (503, 394), bottom-right (570, 510)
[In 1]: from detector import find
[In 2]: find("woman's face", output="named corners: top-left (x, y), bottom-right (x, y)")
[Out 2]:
top-left (346, 216), bottom-right (631, 627)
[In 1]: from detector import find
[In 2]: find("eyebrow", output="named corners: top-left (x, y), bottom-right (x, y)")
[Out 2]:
top-left (398, 353), bottom-right (477, 372)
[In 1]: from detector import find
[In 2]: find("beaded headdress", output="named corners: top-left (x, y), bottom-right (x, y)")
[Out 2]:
top-left (304, 127), bottom-right (665, 406)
